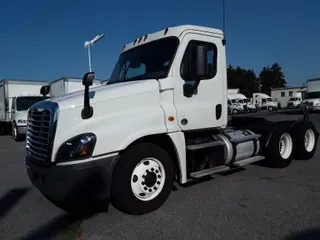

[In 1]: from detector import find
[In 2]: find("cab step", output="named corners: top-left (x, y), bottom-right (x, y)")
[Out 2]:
top-left (230, 134), bottom-right (261, 144)
top-left (189, 165), bottom-right (230, 179)
top-left (232, 155), bottom-right (265, 167)
top-left (189, 155), bottom-right (265, 179)
top-left (186, 140), bottom-right (225, 151)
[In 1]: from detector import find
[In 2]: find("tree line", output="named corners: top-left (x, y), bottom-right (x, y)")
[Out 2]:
top-left (227, 62), bottom-right (287, 97)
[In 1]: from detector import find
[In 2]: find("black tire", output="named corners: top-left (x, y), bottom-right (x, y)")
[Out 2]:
top-left (264, 128), bottom-right (295, 168)
top-left (232, 109), bottom-right (238, 115)
top-left (111, 142), bottom-right (174, 215)
top-left (268, 106), bottom-right (273, 112)
top-left (291, 121), bottom-right (318, 160)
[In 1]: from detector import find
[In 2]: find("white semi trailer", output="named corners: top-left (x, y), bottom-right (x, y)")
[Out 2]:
top-left (0, 79), bottom-right (49, 140)
top-left (49, 77), bottom-right (103, 98)
top-left (25, 25), bottom-right (318, 216)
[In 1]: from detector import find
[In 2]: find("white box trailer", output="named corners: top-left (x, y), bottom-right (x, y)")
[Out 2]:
top-left (0, 79), bottom-right (49, 137)
top-left (50, 77), bottom-right (103, 97)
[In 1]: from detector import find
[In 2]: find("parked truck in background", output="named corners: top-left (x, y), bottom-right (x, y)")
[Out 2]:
top-left (231, 93), bottom-right (257, 112)
top-left (300, 78), bottom-right (320, 111)
top-left (0, 79), bottom-right (49, 140)
top-left (227, 94), bottom-right (245, 114)
top-left (287, 92), bottom-right (302, 109)
top-left (252, 93), bottom-right (278, 111)
top-left (25, 25), bottom-right (318, 216)
top-left (50, 77), bottom-right (103, 98)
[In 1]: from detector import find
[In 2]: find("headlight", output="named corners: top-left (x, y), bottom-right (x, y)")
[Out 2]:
top-left (18, 119), bottom-right (27, 124)
top-left (55, 133), bottom-right (96, 162)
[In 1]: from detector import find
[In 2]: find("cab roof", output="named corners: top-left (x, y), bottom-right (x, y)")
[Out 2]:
top-left (122, 25), bottom-right (224, 52)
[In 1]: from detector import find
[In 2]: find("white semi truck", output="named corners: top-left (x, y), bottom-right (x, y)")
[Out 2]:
top-left (287, 92), bottom-right (302, 109)
top-left (252, 93), bottom-right (278, 111)
top-left (300, 78), bottom-right (320, 111)
top-left (227, 94), bottom-right (244, 115)
top-left (0, 79), bottom-right (49, 140)
top-left (229, 93), bottom-right (257, 112)
top-left (25, 25), bottom-right (318, 216)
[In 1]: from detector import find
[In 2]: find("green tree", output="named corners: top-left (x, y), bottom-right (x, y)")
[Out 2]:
top-left (259, 62), bottom-right (287, 95)
top-left (227, 65), bottom-right (258, 97)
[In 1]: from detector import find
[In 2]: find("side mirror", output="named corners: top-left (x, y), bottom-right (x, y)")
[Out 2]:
top-left (189, 45), bottom-right (208, 80)
top-left (82, 72), bottom-right (95, 86)
top-left (40, 85), bottom-right (50, 98)
top-left (82, 72), bottom-right (95, 119)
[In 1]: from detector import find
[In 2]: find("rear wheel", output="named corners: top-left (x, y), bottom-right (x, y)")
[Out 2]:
top-left (111, 142), bottom-right (174, 215)
top-left (265, 128), bottom-right (295, 168)
top-left (291, 121), bottom-right (318, 160)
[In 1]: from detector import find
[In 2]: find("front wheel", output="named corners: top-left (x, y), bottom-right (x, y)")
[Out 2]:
top-left (232, 109), bottom-right (238, 115)
top-left (268, 106), bottom-right (273, 112)
top-left (111, 142), bottom-right (174, 215)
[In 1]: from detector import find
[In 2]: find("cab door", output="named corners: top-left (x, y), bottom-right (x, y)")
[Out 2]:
top-left (172, 33), bottom-right (227, 131)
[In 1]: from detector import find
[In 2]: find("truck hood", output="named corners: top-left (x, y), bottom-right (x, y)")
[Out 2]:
top-left (14, 110), bottom-right (28, 126)
top-left (49, 80), bottom-right (160, 111)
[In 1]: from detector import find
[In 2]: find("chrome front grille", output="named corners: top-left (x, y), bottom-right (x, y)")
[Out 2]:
top-left (26, 101), bottom-right (59, 163)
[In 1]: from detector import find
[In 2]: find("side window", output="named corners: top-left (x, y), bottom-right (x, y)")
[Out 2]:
top-left (262, 99), bottom-right (267, 103)
top-left (180, 40), bottom-right (217, 82)
top-left (289, 91), bottom-right (293, 97)
top-left (227, 100), bottom-right (231, 105)
top-left (281, 92), bottom-right (285, 97)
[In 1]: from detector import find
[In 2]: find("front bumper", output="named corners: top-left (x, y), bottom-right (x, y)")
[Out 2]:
top-left (17, 126), bottom-right (27, 134)
top-left (25, 154), bottom-right (119, 202)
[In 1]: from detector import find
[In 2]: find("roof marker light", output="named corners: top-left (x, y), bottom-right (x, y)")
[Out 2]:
top-left (133, 39), bottom-right (138, 45)
top-left (164, 28), bottom-right (169, 35)
top-left (143, 35), bottom-right (148, 41)
top-left (138, 37), bottom-right (142, 43)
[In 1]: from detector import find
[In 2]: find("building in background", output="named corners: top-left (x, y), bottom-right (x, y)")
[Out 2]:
top-left (271, 86), bottom-right (307, 108)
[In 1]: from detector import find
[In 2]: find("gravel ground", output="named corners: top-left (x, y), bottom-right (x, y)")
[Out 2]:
top-left (0, 110), bottom-right (320, 240)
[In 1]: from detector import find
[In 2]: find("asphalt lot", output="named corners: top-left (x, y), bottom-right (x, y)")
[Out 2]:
top-left (1, 110), bottom-right (320, 240)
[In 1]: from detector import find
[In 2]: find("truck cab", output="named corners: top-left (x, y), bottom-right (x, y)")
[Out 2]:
top-left (300, 79), bottom-right (320, 111)
top-left (25, 25), bottom-right (318, 216)
top-left (233, 93), bottom-right (257, 112)
top-left (252, 93), bottom-right (278, 111)
top-left (11, 95), bottom-right (49, 141)
top-left (227, 94), bottom-right (245, 114)
top-left (287, 94), bottom-right (302, 109)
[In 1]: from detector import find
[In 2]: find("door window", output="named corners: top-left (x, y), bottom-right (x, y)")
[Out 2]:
top-left (180, 40), bottom-right (217, 84)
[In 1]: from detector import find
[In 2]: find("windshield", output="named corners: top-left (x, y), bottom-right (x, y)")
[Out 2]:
top-left (289, 97), bottom-right (298, 101)
top-left (306, 91), bottom-right (320, 99)
top-left (266, 98), bottom-right (273, 102)
top-left (108, 37), bottom-right (179, 85)
top-left (243, 98), bottom-right (250, 103)
top-left (238, 99), bottom-right (244, 103)
top-left (16, 96), bottom-right (47, 111)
